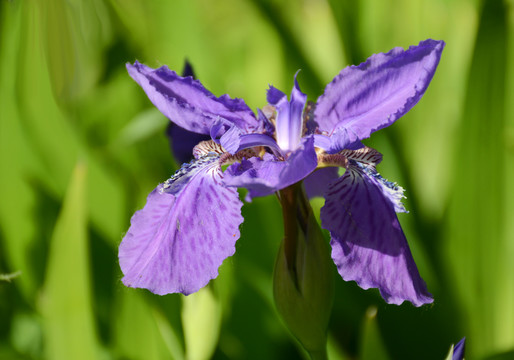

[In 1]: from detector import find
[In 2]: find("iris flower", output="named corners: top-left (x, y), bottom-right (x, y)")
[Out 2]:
top-left (119, 39), bottom-right (444, 306)
top-left (452, 338), bottom-right (466, 360)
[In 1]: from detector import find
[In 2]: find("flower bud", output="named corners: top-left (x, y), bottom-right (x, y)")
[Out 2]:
top-left (274, 183), bottom-right (334, 358)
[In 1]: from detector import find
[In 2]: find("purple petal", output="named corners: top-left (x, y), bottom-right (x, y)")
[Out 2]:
top-left (267, 85), bottom-right (286, 105)
top-left (351, 160), bottom-right (406, 213)
top-left (320, 165), bottom-right (432, 306)
top-left (223, 154), bottom-right (283, 198)
top-left (314, 39), bottom-right (444, 147)
top-left (217, 125), bottom-right (241, 153)
top-left (313, 134), bottom-right (332, 151)
top-left (224, 136), bottom-right (317, 198)
top-left (257, 108), bottom-right (275, 135)
top-left (166, 123), bottom-right (210, 163)
top-left (127, 61), bottom-right (259, 134)
top-left (303, 167), bottom-right (340, 199)
top-left (119, 162), bottom-right (243, 295)
top-left (267, 75), bottom-right (307, 152)
top-left (327, 127), bottom-right (358, 153)
top-left (209, 117), bottom-right (228, 141)
top-left (219, 127), bottom-right (282, 155)
top-left (181, 60), bottom-right (195, 78)
top-left (453, 338), bottom-right (466, 360)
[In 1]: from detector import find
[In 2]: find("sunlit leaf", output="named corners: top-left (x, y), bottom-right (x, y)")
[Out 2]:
top-left (10, 312), bottom-right (43, 358)
top-left (182, 286), bottom-right (222, 360)
top-left (445, 0), bottom-right (511, 356)
top-left (15, 0), bottom-right (126, 245)
top-left (35, 0), bottom-right (109, 103)
top-left (114, 291), bottom-right (183, 360)
top-left (327, 333), bottom-right (350, 360)
top-left (116, 108), bottom-right (168, 147)
top-left (39, 163), bottom-right (100, 360)
top-left (0, 0), bottom-right (43, 300)
top-left (360, 307), bottom-right (390, 360)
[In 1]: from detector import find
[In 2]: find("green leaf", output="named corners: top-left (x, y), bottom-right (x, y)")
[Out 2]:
top-left (182, 286), bottom-right (222, 360)
top-left (445, 0), bottom-right (511, 357)
top-left (14, 0), bottom-right (126, 245)
top-left (114, 291), bottom-right (184, 360)
top-left (35, 0), bottom-right (109, 104)
top-left (115, 108), bottom-right (169, 147)
top-left (359, 307), bottom-right (390, 360)
top-left (39, 162), bottom-right (100, 360)
top-left (0, 0), bottom-right (42, 301)
top-left (10, 312), bottom-right (43, 358)
top-left (17, 0), bottom-right (79, 195)
top-left (327, 333), bottom-right (350, 360)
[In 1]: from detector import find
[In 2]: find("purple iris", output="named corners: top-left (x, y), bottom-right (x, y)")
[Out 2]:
top-left (452, 338), bottom-right (466, 360)
top-left (119, 39), bottom-right (444, 306)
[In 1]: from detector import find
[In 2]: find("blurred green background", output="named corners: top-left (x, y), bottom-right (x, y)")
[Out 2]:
top-left (1, 0), bottom-right (513, 359)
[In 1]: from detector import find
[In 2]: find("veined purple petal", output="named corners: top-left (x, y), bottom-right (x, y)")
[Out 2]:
top-left (119, 160), bottom-right (243, 295)
top-left (351, 160), bottom-right (407, 213)
top-left (314, 131), bottom-right (364, 154)
top-left (267, 86), bottom-right (286, 105)
top-left (303, 167), bottom-right (340, 199)
top-left (223, 154), bottom-right (283, 199)
top-left (209, 117), bottom-right (228, 142)
top-left (127, 61), bottom-right (259, 134)
top-left (224, 136), bottom-right (317, 198)
top-left (328, 127), bottom-right (357, 153)
top-left (313, 134), bottom-right (332, 151)
top-left (219, 127), bottom-right (282, 156)
top-left (161, 153), bottom-right (220, 195)
top-left (314, 39), bottom-right (444, 146)
top-left (217, 125), bottom-right (240, 153)
top-left (267, 75), bottom-right (307, 152)
top-left (320, 164), bottom-right (432, 306)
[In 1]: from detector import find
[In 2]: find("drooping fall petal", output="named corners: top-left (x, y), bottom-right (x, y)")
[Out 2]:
top-left (303, 167), bottom-right (340, 199)
top-left (320, 164), bottom-right (432, 306)
top-left (119, 158), bottom-right (243, 295)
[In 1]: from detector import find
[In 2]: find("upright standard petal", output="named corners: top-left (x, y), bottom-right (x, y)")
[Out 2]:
top-left (127, 61), bottom-right (260, 134)
top-left (118, 156), bottom-right (243, 295)
top-left (314, 39), bottom-right (444, 150)
top-left (267, 75), bottom-right (307, 152)
top-left (320, 163), bottom-right (432, 306)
